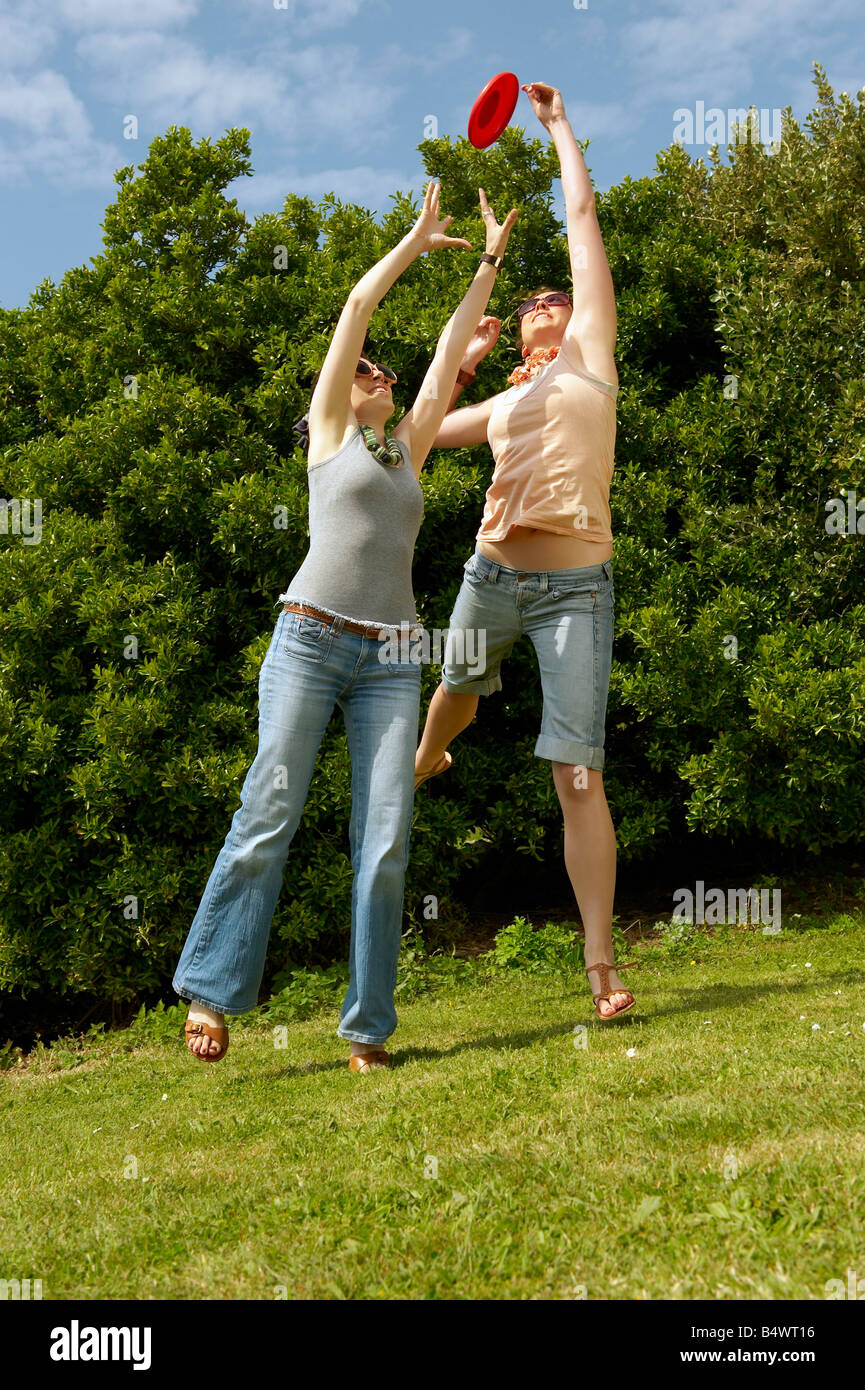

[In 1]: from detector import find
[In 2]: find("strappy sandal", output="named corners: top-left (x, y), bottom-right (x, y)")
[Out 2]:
top-left (184, 1019), bottom-right (229, 1062)
top-left (414, 751), bottom-right (452, 791)
top-left (348, 1049), bottom-right (391, 1073)
top-left (585, 959), bottom-right (637, 1020)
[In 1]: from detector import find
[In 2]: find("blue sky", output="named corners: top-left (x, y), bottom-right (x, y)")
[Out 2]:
top-left (0, 0), bottom-right (862, 309)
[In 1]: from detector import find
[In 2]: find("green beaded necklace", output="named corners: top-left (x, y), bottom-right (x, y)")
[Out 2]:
top-left (359, 423), bottom-right (403, 467)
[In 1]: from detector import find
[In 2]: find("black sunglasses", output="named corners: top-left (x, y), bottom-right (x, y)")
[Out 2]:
top-left (516, 292), bottom-right (572, 319)
top-left (356, 359), bottom-right (397, 384)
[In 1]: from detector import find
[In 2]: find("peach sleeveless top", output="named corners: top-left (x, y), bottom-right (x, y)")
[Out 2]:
top-left (478, 339), bottom-right (617, 543)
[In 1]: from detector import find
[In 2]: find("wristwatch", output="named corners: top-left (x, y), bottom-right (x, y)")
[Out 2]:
top-left (480, 251), bottom-right (504, 270)
top-left (456, 367), bottom-right (476, 386)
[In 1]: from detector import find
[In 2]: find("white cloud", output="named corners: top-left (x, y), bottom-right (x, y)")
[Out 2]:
top-left (240, 0), bottom-right (365, 31)
top-left (559, 99), bottom-right (637, 144)
top-left (75, 30), bottom-right (408, 151)
top-left (78, 31), bottom-right (291, 133)
top-left (0, 0), bottom-right (465, 192)
top-left (0, 8), bottom-right (57, 69)
top-left (0, 2), bottom-right (204, 187)
top-left (413, 27), bottom-right (473, 70)
top-left (0, 70), bottom-right (92, 141)
top-left (0, 71), bottom-right (116, 185)
top-left (0, 130), bottom-right (117, 187)
top-left (278, 43), bottom-right (406, 149)
top-left (286, 0), bottom-right (362, 28)
top-left (74, 29), bottom-right (172, 71)
top-left (0, 9), bottom-right (416, 189)
top-left (621, 0), bottom-right (861, 101)
top-left (56, 0), bottom-right (197, 29)
top-left (236, 162), bottom-right (423, 211)
top-left (0, 0), bottom-right (196, 74)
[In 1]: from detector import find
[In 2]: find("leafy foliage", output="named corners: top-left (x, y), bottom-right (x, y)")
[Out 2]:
top-left (479, 916), bottom-right (587, 974)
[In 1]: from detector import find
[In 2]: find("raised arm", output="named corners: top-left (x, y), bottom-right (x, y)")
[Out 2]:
top-left (308, 180), bottom-right (472, 457)
top-left (428, 316), bottom-right (509, 447)
top-left (431, 391), bottom-right (503, 449)
top-left (393, 189), bottom-right (517, 473)
top-left (522, 82), bottom-right (617, 375)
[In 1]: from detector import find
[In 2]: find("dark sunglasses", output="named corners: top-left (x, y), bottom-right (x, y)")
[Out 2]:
top-left (516, 292), bottom-right (572, 319)
top-left (356, 359), bottom-right (397, 384)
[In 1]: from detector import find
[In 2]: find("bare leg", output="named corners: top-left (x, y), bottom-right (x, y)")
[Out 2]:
top-left (415, 682), bottom-right (479, 778)
top-left (551, 763), bottom-right (630, 1017)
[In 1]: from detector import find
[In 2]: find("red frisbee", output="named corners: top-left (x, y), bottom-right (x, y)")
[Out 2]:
top-left (467, 71), bottom-right (520, 150)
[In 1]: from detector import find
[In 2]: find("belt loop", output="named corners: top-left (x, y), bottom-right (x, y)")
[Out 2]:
top-left (332, 612), bottom-right (345, 636)
top-left (476, 548), bottom-right (492, 582)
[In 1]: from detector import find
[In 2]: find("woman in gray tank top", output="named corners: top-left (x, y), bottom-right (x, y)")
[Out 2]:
top-left (173, 180), bottom-right (517, 1071)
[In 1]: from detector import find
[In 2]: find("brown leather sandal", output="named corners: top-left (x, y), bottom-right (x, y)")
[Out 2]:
top-left (184, 1019), bottom-right (229, 1062)
top-left (585, 960), bottom-right (637, 1020)
top-left (348, 1049), bottom-right (391, 1072)
top-left (414, 751), bottom-right (452, 791)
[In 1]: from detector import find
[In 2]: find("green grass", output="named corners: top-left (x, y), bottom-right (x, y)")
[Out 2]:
top-left (2, 911), bottom-right (864, 1300)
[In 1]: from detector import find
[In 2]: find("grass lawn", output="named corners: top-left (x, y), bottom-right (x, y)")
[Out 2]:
top-left (2, 908), bottom-right (864, 1300)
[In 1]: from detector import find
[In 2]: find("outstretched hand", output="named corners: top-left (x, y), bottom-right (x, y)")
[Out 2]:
top-left (411, 180), bottom-right (473, 253)
top-left (521, 82), bottom-right (566, 129)
top-left (478, 188), bottom-right (518, 257)
top-left (462, 314), bottom-right (502, 372)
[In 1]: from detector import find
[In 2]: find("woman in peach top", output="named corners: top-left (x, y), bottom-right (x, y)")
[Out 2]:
top-left (414, 82), bottom-right (635, 1020)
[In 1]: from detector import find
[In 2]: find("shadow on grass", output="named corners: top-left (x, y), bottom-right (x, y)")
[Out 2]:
top-left (182, 964), bottom-right (865, 1083)
top-left (231, 1016), bottom-right (636, 1082)
top-left (638, 967), bottom-right (865, 1022)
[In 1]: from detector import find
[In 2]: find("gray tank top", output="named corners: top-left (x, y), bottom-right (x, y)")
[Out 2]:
top-left (277, 426), bottom-right (424, 627)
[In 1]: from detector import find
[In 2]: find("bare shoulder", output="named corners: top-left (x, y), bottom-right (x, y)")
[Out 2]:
top-left (560, 329), bottom-right (618, 389)
top-left (306, 416), bottom-right (357, 468)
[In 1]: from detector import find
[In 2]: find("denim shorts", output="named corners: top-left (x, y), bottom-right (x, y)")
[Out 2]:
top-left (441, 548), bottom-right (614, 770)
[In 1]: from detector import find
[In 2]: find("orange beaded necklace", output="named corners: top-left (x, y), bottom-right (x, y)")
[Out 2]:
top-left (506, 345), bottom-right (560, 387)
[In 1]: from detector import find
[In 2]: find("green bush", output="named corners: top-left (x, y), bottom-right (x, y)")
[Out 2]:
top-left (258, 965), bottom-right (349, 1026)
top-left (392, 929), bottom-right (472, 1002)
top-left (481, 917), bottom-right (587, 975)
top-left (1, 67), bottom-right (864, 1011)
top-left (654, 917), bottom-right (704, 961)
